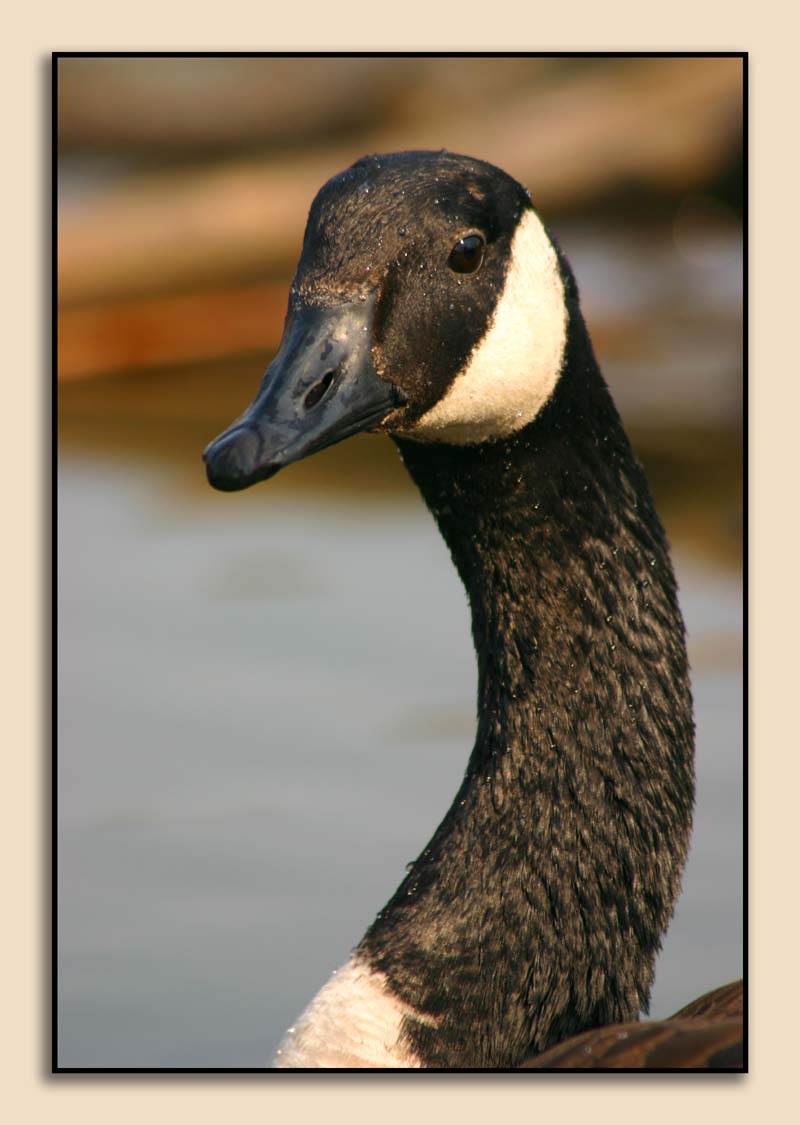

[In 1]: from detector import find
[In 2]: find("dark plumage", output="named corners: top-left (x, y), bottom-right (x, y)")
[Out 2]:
top-left (523, 981), bottom-right (744, 1068)
top-left (361, 300), bottom-right (694, 1067)
top-left (204, 150), bottom-right (742, 1070)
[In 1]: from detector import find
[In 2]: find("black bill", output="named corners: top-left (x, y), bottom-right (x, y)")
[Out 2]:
top-left (203, 294), bottom-right (402, 491)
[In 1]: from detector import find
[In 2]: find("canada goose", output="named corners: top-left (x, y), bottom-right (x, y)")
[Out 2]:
top-left (203, 150), bottom-right (743, 1069)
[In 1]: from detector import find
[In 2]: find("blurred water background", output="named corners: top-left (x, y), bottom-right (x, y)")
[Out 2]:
top-left (57, 56), bottom-right (743, 1068)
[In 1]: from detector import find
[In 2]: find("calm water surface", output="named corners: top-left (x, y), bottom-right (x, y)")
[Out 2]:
top-left (58, 452), bottom-right (743, 1068)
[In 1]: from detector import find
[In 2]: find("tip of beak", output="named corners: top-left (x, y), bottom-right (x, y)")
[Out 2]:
top-left (203, 426), bottom-right (279, 492)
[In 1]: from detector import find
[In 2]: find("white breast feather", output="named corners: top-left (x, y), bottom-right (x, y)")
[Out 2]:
top-left (272, 957), bottom-right (424, 1068)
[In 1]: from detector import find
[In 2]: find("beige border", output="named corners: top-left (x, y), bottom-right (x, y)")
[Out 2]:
top-left (7, 5), bottom-right (788, 1121)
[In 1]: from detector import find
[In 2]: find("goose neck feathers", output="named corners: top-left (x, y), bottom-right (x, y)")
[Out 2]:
top-left (357, 315), bottom-right (694, 1067)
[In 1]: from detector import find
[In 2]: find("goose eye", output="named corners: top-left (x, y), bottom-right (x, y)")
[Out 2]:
top-left (448, 233), bottom-right (485, 274)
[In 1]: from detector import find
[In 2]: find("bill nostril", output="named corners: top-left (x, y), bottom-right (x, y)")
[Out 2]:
top-left (304, 369), bottom-right (336, 411)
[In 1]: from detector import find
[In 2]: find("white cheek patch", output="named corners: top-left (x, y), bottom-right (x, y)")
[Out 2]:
top-left (409, 209), bottom-right (567, 445)
top-left (272, 956), bottom-right (424, 1068)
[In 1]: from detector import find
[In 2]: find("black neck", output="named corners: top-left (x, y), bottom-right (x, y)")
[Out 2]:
top-left (357, 310), bottom-right (695, 1068)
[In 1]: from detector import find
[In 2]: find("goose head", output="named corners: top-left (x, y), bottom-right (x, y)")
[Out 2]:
top-left (204, 149), bottom-right (571, 487)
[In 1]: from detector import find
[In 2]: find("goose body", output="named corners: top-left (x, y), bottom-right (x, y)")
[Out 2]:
top-left (204, 150), bottom-right (743, 1069)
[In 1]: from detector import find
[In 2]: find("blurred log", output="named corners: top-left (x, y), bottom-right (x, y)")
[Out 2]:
top-left (57, 56), bottom-right (548, 154)
top-left (58, 282), bottom-right (287, 380)
top-left (58, 57), bottom-right (742, 306)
